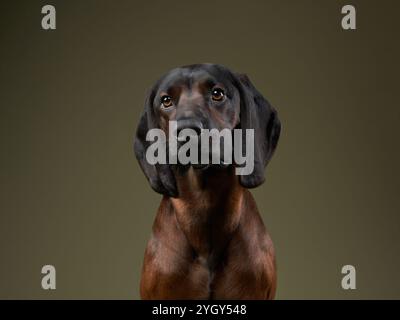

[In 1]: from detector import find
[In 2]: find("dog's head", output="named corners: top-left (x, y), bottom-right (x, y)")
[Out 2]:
top-left (134, 64), bottom-right (281, 197)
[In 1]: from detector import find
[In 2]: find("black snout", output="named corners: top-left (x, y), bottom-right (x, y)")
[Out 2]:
top-left (176, 118), bottom-right (203, 137)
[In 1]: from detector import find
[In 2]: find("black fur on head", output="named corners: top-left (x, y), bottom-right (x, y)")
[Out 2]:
top-left (134, 64), bottom-right (281, 197)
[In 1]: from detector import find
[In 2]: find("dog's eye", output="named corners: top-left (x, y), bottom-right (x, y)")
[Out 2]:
top-left (211, 88), bottom-right (225, 101)
top-left (161, 95), bottom-right (173, 108)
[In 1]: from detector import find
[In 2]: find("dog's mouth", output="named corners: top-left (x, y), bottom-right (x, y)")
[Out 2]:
top-left (177, 161), bottom-right (231, 176)
top-left (174, 133), bottom-right (232, 169)
top-left (192, 163), bottom-right (210, 170)
top-left (177, 157), bottom-right (231, 169)
top-left (191, 160), bottom-right (230, 169)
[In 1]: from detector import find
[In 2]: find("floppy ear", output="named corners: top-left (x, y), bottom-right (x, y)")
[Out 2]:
top-left (235, 73), bottom-right (281, 188)
top-left (133, 87), bottom-right (178, 197)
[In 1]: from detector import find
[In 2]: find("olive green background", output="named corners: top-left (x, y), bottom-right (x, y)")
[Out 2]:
top-left (0, 0), bottom-right (399, 299)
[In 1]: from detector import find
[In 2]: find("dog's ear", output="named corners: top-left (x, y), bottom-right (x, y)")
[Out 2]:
top-left (134, 87), bottom-right (178, 197)
top-left (235, 73), bottom-right (281, 188)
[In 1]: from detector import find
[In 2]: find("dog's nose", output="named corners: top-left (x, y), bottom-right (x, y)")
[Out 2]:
top-left (176, 118), bottom-right (203, 138)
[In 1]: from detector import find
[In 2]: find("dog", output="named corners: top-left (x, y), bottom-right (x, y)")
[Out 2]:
top-left (134, 63), bottom-right (281, 299)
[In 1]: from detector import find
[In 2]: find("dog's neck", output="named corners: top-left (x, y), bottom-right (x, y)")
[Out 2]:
top-left (170, 166), bottom-right (246, 259)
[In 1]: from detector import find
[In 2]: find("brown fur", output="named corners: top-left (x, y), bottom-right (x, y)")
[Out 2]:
top-left (140, 166), bottom-right (276, 299)
top-left (135, 64), bottom-right (280, 300)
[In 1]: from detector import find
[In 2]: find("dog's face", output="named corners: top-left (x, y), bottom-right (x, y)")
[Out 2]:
top-left (153, 65), bottom-right (242, 170)
top-left (134, 64), bottom-right (281, 197)
top-left (155, 65), bottom-right (241, 136)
